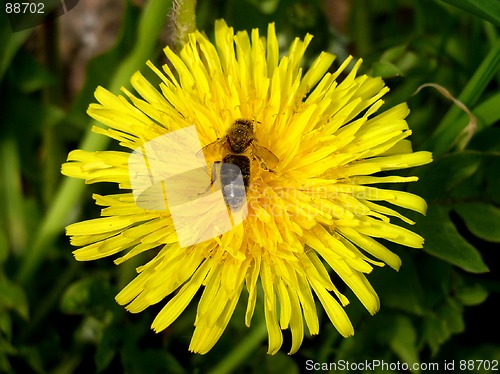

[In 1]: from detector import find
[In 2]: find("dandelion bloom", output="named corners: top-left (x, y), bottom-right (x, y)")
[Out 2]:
top-left (62, 20), bottom-right (432, 354)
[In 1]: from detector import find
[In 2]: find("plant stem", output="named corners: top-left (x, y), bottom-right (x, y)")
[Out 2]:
top-left (208, 318), bottom-right (268, 374)
top-left (171, 0), bottom-right (197, 51)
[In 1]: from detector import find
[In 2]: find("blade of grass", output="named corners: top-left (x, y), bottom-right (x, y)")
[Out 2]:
top-left (0, 136), bottom-right (26, 254)
top-left (423, 37), bottom-right (500, 155)
top-left (441, 0), bottom-right (500, 26)
top-left (0, 20), bottom-right (31, 81)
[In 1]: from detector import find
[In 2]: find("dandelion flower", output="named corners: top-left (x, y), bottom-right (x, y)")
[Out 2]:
top-left (62, 20), bottom-right (432, 354)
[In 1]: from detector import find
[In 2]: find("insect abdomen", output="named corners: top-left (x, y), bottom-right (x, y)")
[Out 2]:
top-left (221, 155), bottom-right (250, 210)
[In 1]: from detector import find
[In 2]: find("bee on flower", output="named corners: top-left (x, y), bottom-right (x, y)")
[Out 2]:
top-left (62, 20), bottom-right (432, 355)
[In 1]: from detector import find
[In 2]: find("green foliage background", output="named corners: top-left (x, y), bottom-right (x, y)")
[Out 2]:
top-left (1, 0), bottom-right (499, 372)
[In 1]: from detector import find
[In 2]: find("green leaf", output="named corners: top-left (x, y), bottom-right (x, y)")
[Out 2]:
top-left (95, 325), bottom-right (120, 373)
top-left (0, 274), bottom-right (29, 319)
top-left (472, 91), bottom-right (500, 132)
top-left (60, 276), bottom-right (116, 315)
top-left (370, 61), bottom-right (404, 78)
top-left (441, 0), bottom-right (500, 26)
top-left (0, 312), bottom-right (12, 341)
top-left (409, 152), bottom-right (482, 200)
top-left (418, 205), bottom-right (489, 273)
top-left (17, 346), bottom-right (45, 374)
top-left (0, 228), bottom-right (7, 265)
top-left (380, 44), bottom-right (408, 62)
top-left (60, 278), bottom-right (93, 315)
top-left (450, 155), bottom-right (500, 202)
top-left (371, 252), bottom-right (425, 315)
top-left (387, 316), bottom-right (419, 370)
top-left (454, 203), bottom-right (500, 243)
top-left (368, 45), bottom-right (425, 80)
top-left (422, 297), bottom-right (465, 355)
top-left (418, 257), bottom-right (454, 309)
top-left (456, 283), bottom-right (489, 306)
top-left (0, 338), bottom-right (16, 373)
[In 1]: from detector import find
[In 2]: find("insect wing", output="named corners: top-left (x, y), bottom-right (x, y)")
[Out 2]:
top-left (251, 142), bottom-right (279, 165)
top-left (209, 162), bottom-right (223, 192)
top-left (196, 137), bottom-right (227, 161)
top-left (164, 166), bottom-right (213, 206)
